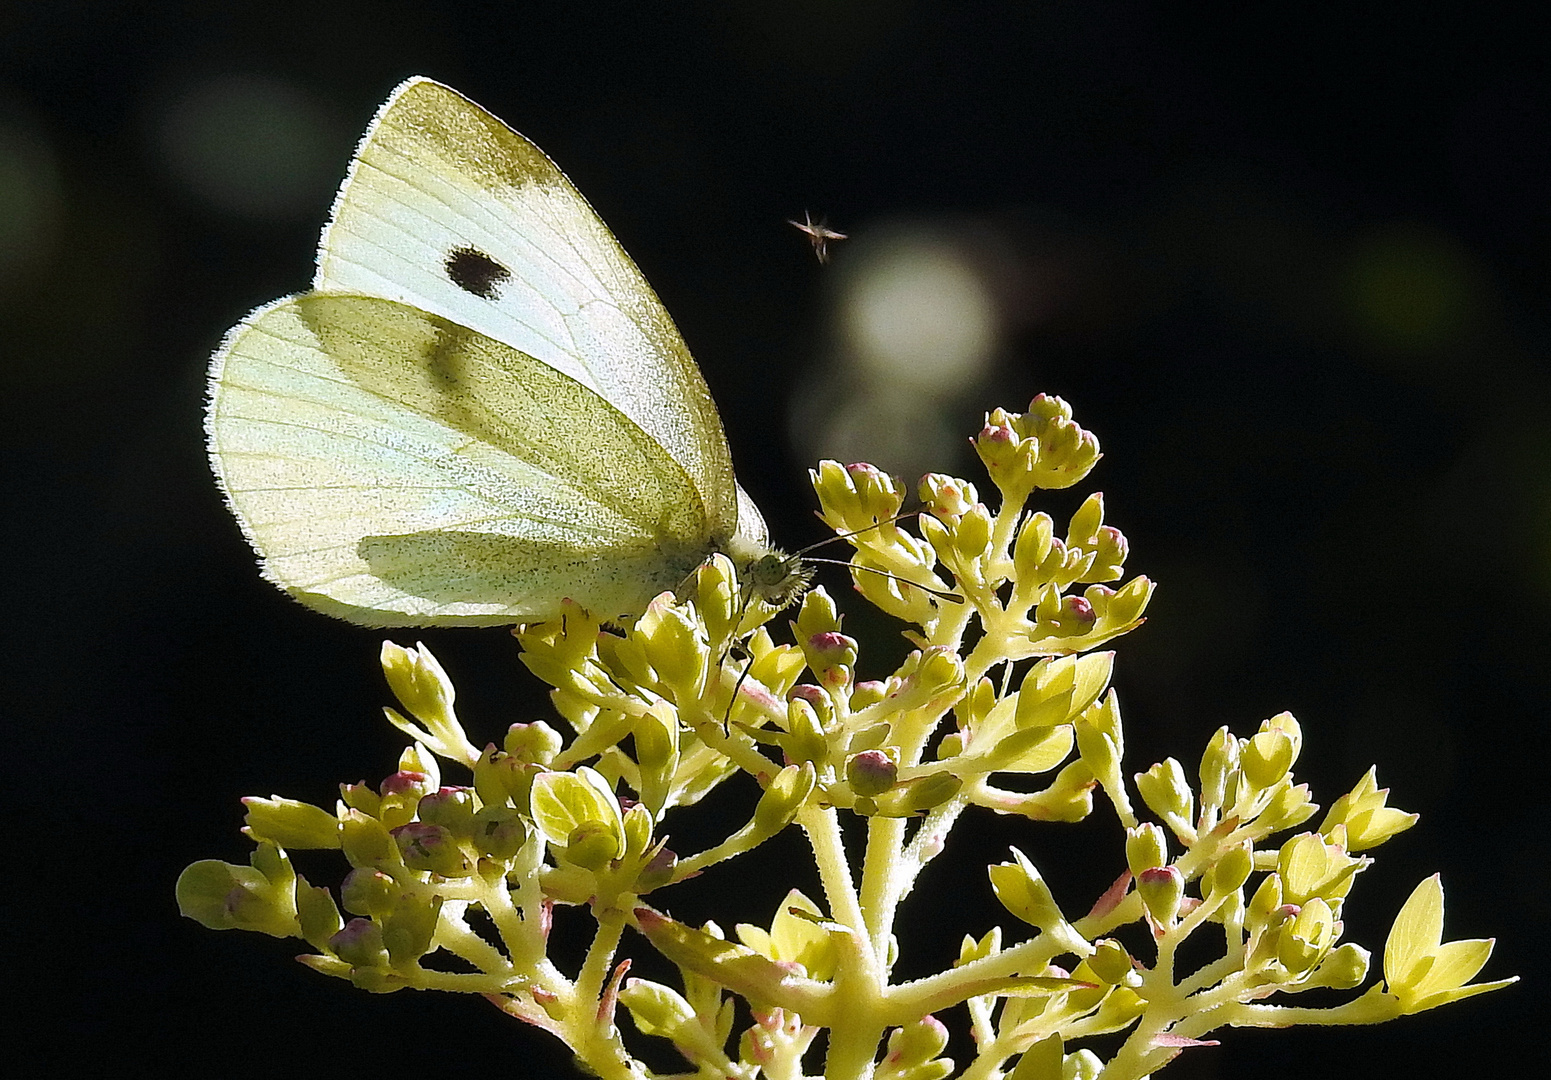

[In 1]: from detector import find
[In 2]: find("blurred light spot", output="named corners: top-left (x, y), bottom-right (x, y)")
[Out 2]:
top-left (154, 74), bottom-right (340, 220)
top-left (841, 232), bottom-right (997, 386)
top-left (1342, 225), bottom-right (1483, 356)
top-left (791, 222), bottom-right (1005, 482)
top-left (0, 113), bottom-right (61, 302)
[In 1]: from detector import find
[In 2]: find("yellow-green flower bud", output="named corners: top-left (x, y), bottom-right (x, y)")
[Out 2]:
top-left (622, 803), bottom-right (654, 859)
top-left (378, 768), bottom-right (433, 830)
top-left (176, 859), bottom-right (295, 937)
top-left (872, 771), bottom-right (962, 817)
top-left (1086, 938), bottom-right (1136, 985)
top-left (242, 795), bottom-right (342, 850)
top-left (296, 875), bottom-right (344, 951)
top-left (1257, 780), bottom-right (1317, 834)
top-left (1075, 718), bottom-right (1120, 798)
top-left (694, 553), bottom-right (739, 644)
top-left (1242, 729), bottom-right (1295, 791)
top-left (391, 822), bottom-right (469, 877)
top-left (1087, 525), bottom-right (1128, 582)
top-left (881, 1014), bottom-right (951, 1078)
top-left (565, 820), bottom-right (622, 872)
top-left (803, 631), bottom-right (859, 689)
top-left (1125, 823), bottom-right (1168, 878)
top-left (380, 640), bottom-right (454, 727)
top-left (1012, 511), bottom-right (1056, 586)
top-left (793, 586), bottom-right (842, 640)
top-left (1137, 865), bottom-right (1184, 927)
top-left (618, 977), bottom-right (698, 1040)
top-left (504, 721), bottom-right (563, 764)
top-left (339, 781), bottom-right (381, 817)
top-left (953, 503), bottom-right (993, 565)
top-left (784, 695), bottom-right (830, 766)
top-left (852, 679), bottom-right (889, 710)
top-left (754, 762), bottom-right (817, 836)
top-left (340, 808), bottom-right (394, 869)
top-left (1312, 942), bottom-right (1370, 990)
top-left (919, 473), bottom-right (978, 520)
top-left (415, 787), bottom-right (475, 837)
top-left (989, 846), bottom-right (1069, 933)
top-left (1022, 394), bottom-right (1102, 490)
top-left (915, 646), bottom-right (967, 700)
top-left (1246, 872), bottom-right (1284, 929)
top-left (471, 805), bottom-right (528, 861)
top-left (1135, 758), bottom-right (1193, 831)
top-left (1261, 711), bottom-right (1302, 758)
top-left (973, 412), bottom-right (1035, 494)
top-left (383, 891), bottom-right (443, 967)
top-left (1207, 841), bottom-right (1255, 899)
top-left (1278, 896), bottom-right (1337, 975)
top-left (473, 747), bottom-right (513, 809)
top-left (1199, 726), bottom-right (1241, 812)
top-left (329, 917), bottom-right (388, 969)
top-left (340, 868), bottom-right (396, 917)
top-left (812, 460), bottom-right (905, 532)
top-left (1066, 491), bottom-right (1105, 550)
top-left (638, 598), bottom-right (710, 702)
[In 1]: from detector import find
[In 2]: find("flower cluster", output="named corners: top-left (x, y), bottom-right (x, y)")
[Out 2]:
top-left (180, 395), bottom-right (1512, 1080)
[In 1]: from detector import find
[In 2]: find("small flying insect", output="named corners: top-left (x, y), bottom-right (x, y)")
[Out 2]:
top-left (788, 211), bottom-right (848, 265)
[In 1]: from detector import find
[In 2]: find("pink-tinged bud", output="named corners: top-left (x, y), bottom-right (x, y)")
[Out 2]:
top-left (380, 770), bottom-right (432, 798)
top-left (329, 917), bottom-right (388, 969)
top-left (884, 1013), bottom-right (950, 1068)
top-left (1138, 865), bottom-right (1184, 927)
top-left (980, 420), bottom-right (1015, 444)
top-left (808, 631), bottom-right (858, 666)
top-left (788, 684), bottom-right (828, 707)
top-left (638, 846), bottom-right (679, 890)
top-left (340, 868), bottom-right (396, 917)
top-left (918, 472), bottom-right (978, 519)
top-left (416, 786), bottom-right (476, 835)
top-left (1063, 595), bottom-right (1096, 625)
top-left (846, 749), bottom-right (899, 796)
top-left (851, 680), bottom-right (888, 709)
top-left (390, 822), bottom-right (469, 877)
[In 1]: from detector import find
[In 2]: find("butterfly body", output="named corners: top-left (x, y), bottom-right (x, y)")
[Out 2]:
top-left (207, 78), bottom-right (798, 626)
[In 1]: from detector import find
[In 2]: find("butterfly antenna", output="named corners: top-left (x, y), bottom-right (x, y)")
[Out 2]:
top-left (789, 511), bottom-right (921, 559)
top-left (802, 556), bottom-right (964, 604)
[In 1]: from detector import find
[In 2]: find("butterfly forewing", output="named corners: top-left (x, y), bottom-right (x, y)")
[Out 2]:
top-left (314, 78), bottom-right (740, 539)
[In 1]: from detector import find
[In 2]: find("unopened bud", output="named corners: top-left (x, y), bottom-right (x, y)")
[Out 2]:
top-left (846, 749), bottom-right (899, 796)
top-left (391, 822), bottom-right (469, 877)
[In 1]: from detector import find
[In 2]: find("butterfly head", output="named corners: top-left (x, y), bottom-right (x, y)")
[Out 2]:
top-left (742, 548), bottom-right (814, 610)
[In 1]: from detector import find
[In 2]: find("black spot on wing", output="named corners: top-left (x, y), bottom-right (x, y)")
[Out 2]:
top-left (445, 246), bottom-right (511, 299)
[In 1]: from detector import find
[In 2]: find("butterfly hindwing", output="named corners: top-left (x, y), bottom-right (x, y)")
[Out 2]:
top-left (207, 293), bottom-right (714, 626)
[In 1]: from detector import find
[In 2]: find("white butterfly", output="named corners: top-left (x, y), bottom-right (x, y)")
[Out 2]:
top-left (207, 77), bottom-right (802, 626)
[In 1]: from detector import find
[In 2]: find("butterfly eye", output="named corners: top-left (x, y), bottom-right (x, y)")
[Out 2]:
top-left (444, 245), bottom-right (512, 299)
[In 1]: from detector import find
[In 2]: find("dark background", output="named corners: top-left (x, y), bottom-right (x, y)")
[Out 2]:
top-left (4, 2), bottom-right (1543, 1076)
